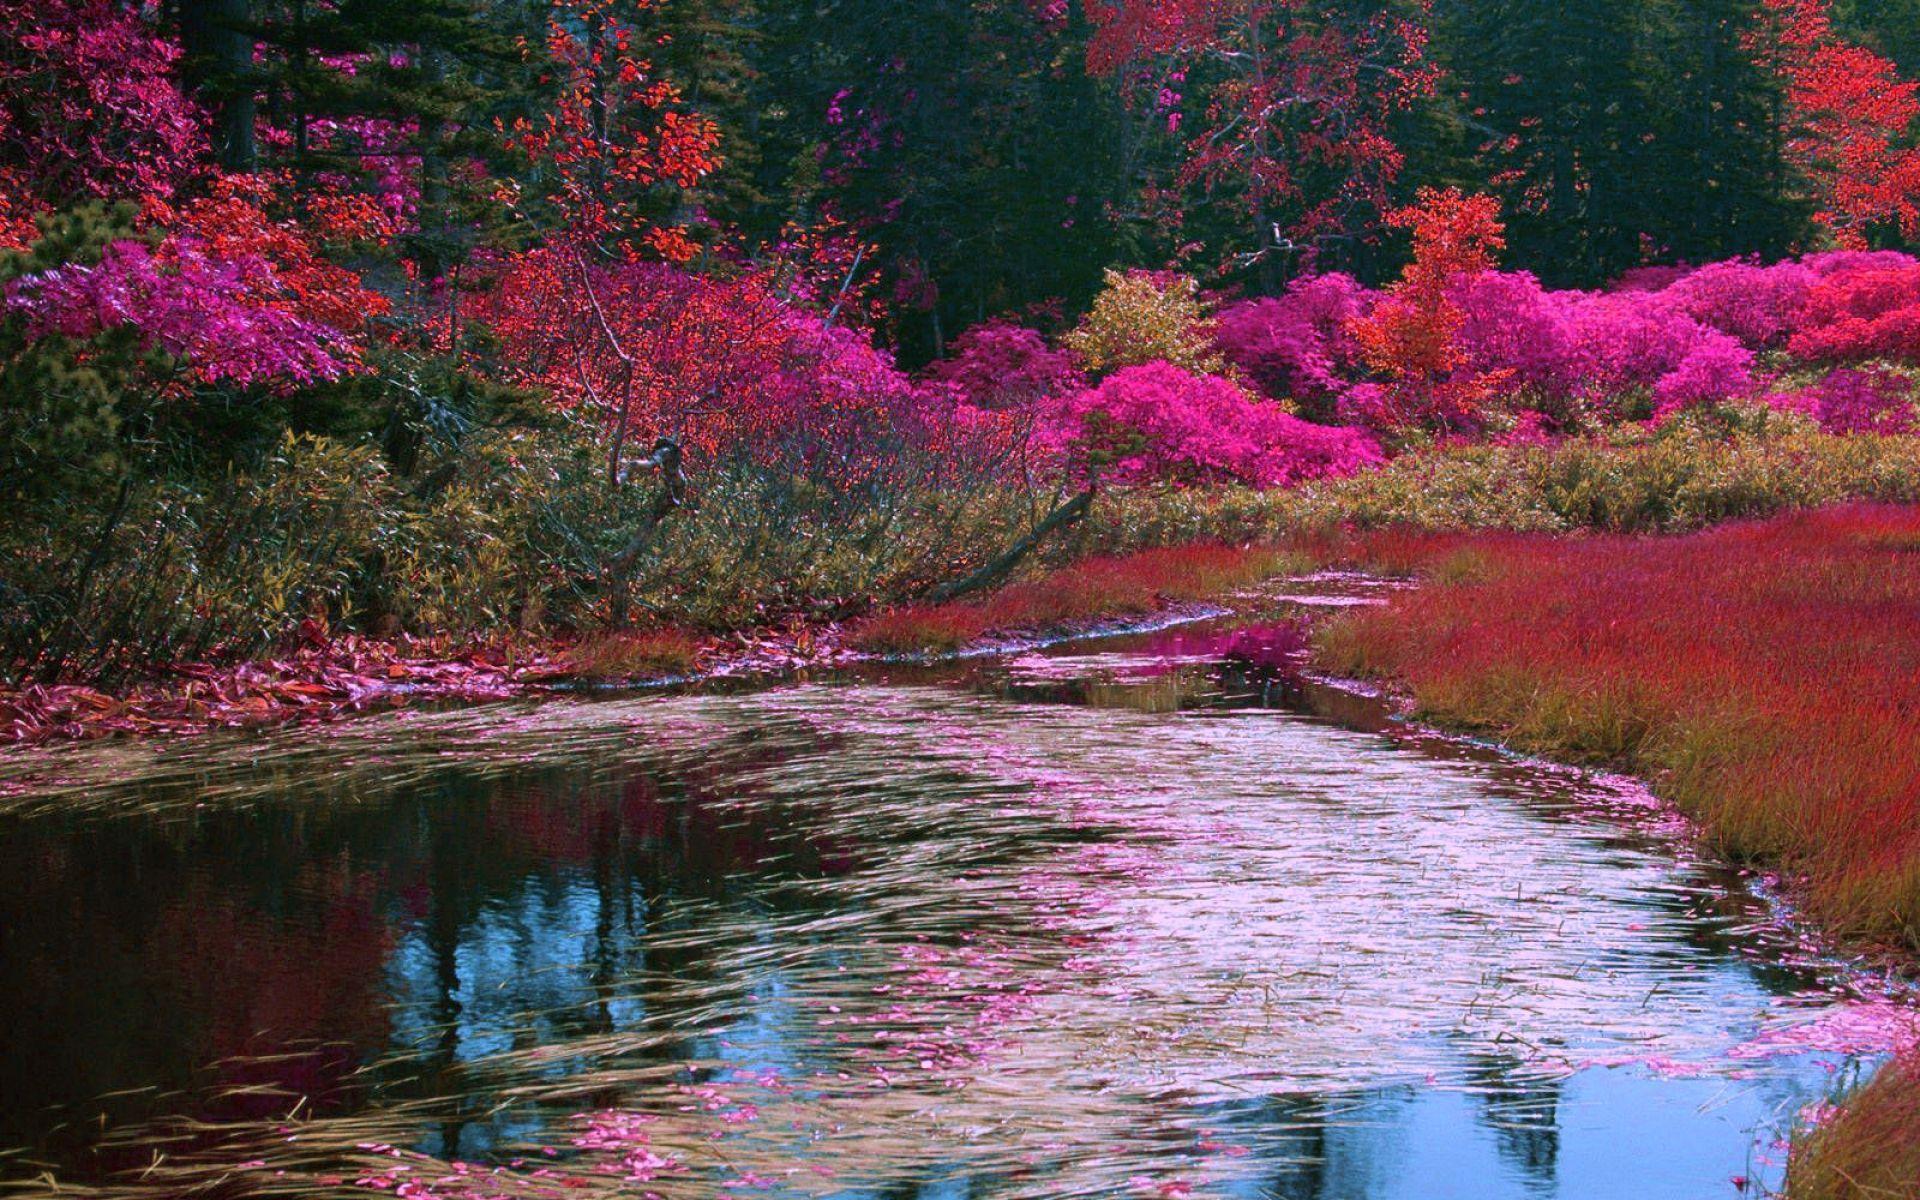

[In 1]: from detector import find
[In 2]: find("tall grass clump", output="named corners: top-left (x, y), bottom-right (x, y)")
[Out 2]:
top-left (1285, 426), bottom-right (1920, 534)
top-left (1787, 1059), bottom-right (1920, 1200)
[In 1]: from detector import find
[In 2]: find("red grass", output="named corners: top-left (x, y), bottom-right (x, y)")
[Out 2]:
top-left (555, 629), bottom-right (704, 681)
top-left (850, 545), bottom-right (1301, 655)
top-left (1317, 504), bottom-right (1920, 948)
top-left (1787, 1056), bottom-right (1920, 1199)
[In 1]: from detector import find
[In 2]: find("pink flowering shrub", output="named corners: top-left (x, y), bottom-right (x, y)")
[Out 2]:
top-left (963, 248), bottom-right (1920, 480)
top-left (1439, 271), bottom-right (1756, 421)
top-left (1650, 336), bottom-right (1761, 417)
top-left (1778, 367), bottom-right (1919, 434)
top-left (1560, 295), bottom-right (1754, 414)
top-left (1801, 250), bottom-right (1920, 277)
top-left (925, 319), bottom-right (1082, 411)
top-left (1787, 265), bottom-right (1920, 363)
top-left (1446, 271), bottom-right (1570, 396)
top-left (1050, 361), bottom-right (1382, 488)
top-left (4, 237), bottom-right (356, 387)
top-left (1661, 260), bottom-right (1816, 349)
top-left (1213, 273), bottom-right (1374, 413)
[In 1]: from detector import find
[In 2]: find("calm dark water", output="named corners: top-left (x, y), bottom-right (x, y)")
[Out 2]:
top-left (0, 615), bottom-right (1905, 1199)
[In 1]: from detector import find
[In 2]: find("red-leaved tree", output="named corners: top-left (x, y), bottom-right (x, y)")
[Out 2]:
top-left (0, 0), bottom-right (203, 247)
top-left (1344, 187), bottom-right (1508, 434)
top-left (1086, 0), bottom-right (1440, 274)
top-left (1753, 0), bottom-right (1920, 247)
top-left (511, 0), bottom-right (722, 256)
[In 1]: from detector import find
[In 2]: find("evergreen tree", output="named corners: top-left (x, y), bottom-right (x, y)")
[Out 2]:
top-left (748, 0), bottom-right (1138, 358)
top-left (174, 0), bottom-right (258, 171)
top-left (1440, 0), bottom-right (1807, 284)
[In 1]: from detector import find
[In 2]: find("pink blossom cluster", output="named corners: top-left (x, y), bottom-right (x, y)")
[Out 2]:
top-left (1200, 249), bottom-right (1920, 436)
top-left (4, 237), bottom-right (356, 387)
top-left (923, 319), bottom-right (1083, 411)
top-left (1213, 273), bottom-right (1370, 412)
top-left (1776, 366), bottom-right (1919, 434)
top-left (1435, 272), bottom-right (1761, 420)
top-left (1043, 361), bottom-right (1383, 488)
top-left (1644, 250), bottom-right (1920, 358)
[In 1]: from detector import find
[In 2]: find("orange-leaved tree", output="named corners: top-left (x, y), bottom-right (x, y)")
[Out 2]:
top-left (1345, 187), bottom-right (1508, 435)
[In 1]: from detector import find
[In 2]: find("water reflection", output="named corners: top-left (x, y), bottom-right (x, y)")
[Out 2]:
top-left (0, 629), bottom-right (1905, 1198)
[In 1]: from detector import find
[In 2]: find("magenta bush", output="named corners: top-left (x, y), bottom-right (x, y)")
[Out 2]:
top-left (1660, 260), bottom-right (1815, 349)
top-left (925, 318), bottom-right (1083, 411)
top-left (1650, 337), bottom-right (1760, 417)
top-left (1778, 367), bottom-right (1920, 435)
top-left (1441, 272), bottom-right (1756, 417)
top-left (4, 237), bottom-right (356, 387)
top-left (1213, 272), bottom-right (1374, 411)
top-left (1050, 361), bottom-right (1382, 488)
top-left (1801, 250), bottom-right (1920, 277)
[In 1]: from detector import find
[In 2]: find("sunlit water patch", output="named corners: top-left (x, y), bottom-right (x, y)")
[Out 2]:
top-left (0, 622), bottom-right (1912, 1199)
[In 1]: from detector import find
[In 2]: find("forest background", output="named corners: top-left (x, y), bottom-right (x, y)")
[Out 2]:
top-left (8, 0), bottom-right (1920, 689)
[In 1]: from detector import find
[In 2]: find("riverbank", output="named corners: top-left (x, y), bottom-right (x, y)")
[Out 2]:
top-left (0, 544), bottom-right (1309, 748)
top-left (14, 428), bottom-right (1920, 748)
top-left (1307, 502), bottom-right (1920, 1200)
top-left (5, 508), bottom-right (1918, 1196)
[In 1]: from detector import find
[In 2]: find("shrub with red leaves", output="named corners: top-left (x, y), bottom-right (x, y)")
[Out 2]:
top-left (0, 0), bottom-right (203, 227)
top-left (473, 250), bottom-right (919, 472)
top-left (1787, 264), bottom-right (1920, 363)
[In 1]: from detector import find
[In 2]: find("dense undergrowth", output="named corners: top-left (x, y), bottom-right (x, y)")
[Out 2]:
top-left (1308, 505), bottom-right (1920, 1200)
top-left (1064, 423), bottom-right (1920, 553)
top-left (12, 413), bottom-right (1920, 689)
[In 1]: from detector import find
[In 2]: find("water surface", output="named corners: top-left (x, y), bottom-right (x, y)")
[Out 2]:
top-left (0, 614), bottom-right (1904, 1199)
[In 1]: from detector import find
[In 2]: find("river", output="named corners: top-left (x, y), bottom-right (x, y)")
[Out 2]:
top-left (0, 595), bottom-right (1909, 1199)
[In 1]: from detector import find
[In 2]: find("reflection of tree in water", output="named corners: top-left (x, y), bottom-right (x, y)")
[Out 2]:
top-left (0, 685), bottom-right (1886, 1200)
top-left (375, 742), bottom-right (840, 1158)
top-left (0, 723), bottom-right (843, 1176)
top-left (1243, 1092), bottom-right (1333, 1199)
top-left (0, 809), bottom-right (394, 1169)
top-left (1467, 1051), bottom-right (1562, 1195)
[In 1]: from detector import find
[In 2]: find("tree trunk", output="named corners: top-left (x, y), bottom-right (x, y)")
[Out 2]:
top-left (176, 0), bottom-right (257, 172)
top-left (924, 487), bottom-right (1095, 605)
top-left (417, 42), bottom-right (452, 281)
top-left (604, 440), bottom-right (686, 626)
